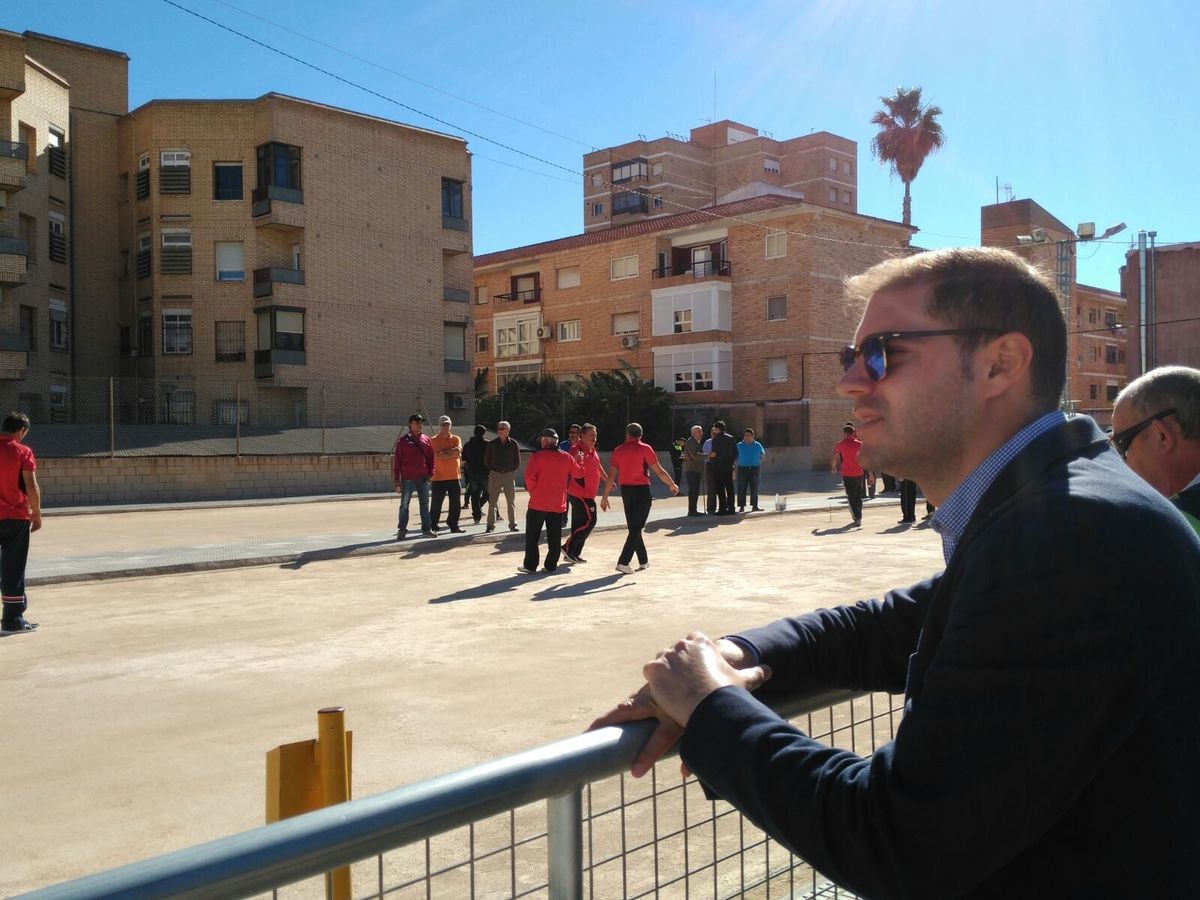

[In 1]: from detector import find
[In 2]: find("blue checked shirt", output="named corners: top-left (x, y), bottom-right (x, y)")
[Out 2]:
top-left (931, 411), bottom-right (1066, 564)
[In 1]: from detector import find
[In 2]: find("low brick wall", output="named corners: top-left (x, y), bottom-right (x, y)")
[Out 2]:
top-left (38, 455), bottom-right (394, 507)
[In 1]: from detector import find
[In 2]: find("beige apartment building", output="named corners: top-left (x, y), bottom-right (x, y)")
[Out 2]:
top-left (0, 29), bottom-right (473, 430)
top-left (981, 199), bottom-right (1128, 426)
top-left (583, 120), bottom-right (858, 233)
top-left (474, 194), bottom-right (913, 461)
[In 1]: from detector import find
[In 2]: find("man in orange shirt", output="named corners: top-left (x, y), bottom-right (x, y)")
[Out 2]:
top-left (429, 415), bottom-right (465, 534)
top-left (0, 412), bottom-right (42, 636)
top-left (831, 422), bottom-right (866, 526)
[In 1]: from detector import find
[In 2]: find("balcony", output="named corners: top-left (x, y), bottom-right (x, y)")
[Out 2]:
top-left (494, 288), bottom-right (541, 304)
top-left (652, 259), bottom-right (733, 280)
top-left (0, 236), bottom-right (28, 284)
top-left (0, 140), bottom-right (27, 194)
top-left (255, 347), bottom-right (306, 379)
top-left (252, 185), bottom-right (305, 231)
top-left (0, 331), bottom-right (28, 379)
top-left (253, 267), bottom-right (305, 299)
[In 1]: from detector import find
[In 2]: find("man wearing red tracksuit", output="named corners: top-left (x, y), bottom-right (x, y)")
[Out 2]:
top-left (520, 428), bottom-right (583, 574)
top-left (562, 423), bottom-right (607, 564)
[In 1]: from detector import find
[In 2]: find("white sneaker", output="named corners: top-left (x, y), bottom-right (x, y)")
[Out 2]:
top-left (615, 563), bottom-right (634, 575)
top-left (517, 566), bottom-right (535, 575)
top-left (637, 562), bottom-right (650, 571)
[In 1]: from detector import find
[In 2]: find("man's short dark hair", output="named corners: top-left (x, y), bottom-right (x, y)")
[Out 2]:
top-left (626, 422), bottom-right (643, 437)
top-left (3, 412), bottom-right (30, 434)
top-left (713, 420), bottom-right (727, 433)
top-left (568, 423), bottom-right (581, 433)
top-left (473, 424), bottom-right (486, 437)
top-left (744, 428), bottom-right (755, 436)
top-left (1116, 366), bottom-right (1200, 441)
top-left (843, 424), bottom-right (856, 435)
top-left (846, 247), bottom-right (1066, 412)
top-left (581, 423), bottom-right (597, 437)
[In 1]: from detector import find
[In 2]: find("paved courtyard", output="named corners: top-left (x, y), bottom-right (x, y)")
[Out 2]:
top-left (2, 497), bottom-right (942, 895)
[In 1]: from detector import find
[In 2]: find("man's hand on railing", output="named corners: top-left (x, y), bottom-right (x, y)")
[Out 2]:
top-left (589, 635), bottom-right (771, 779)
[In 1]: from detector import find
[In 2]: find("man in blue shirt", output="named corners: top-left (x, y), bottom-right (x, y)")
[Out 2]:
top-left (735, 428), bottom-right (766, 512)
top-left (593, 247), bottom-right (1200, 898)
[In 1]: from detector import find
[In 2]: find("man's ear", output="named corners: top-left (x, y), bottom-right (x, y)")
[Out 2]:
top-left (979, 332), bottom-right (1034, 399)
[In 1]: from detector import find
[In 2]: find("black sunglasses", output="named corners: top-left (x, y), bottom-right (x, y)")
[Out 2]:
top-left (840, 329), bottom-right (1004, 381)
top-left (1110, 408), bottom-right (1177, 459)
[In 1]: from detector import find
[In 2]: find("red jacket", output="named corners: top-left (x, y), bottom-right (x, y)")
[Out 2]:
top-left (524, 448), bottom-right (582, 513)
top-left (567, 446), bottom-right (604, 500)
top-left (393, 431), bottom-right (434, 482)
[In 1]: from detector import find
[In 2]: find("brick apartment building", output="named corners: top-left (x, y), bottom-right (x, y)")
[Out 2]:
top-left (1121, 240), bottom-right (1200, 374)
top-left (583, 120), bottom-right (858, 232)
top-left (474, 194), bottom-right (913, 462)
top-left (0, 30), bottom-right (473, 428)
top-left (981, 199), bottom-right (1128, 426)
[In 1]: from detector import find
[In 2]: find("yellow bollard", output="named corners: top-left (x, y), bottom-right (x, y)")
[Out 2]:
top-left (265, 708), bottom-right (353, 900)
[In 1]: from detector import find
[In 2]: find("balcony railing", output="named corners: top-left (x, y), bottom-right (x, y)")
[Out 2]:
top-left (253, 267), bottom-right (305, 298)
top-left (23, 689), bottom-right (897, 899)
top-left (494, 288), bottom-right (541, 304)
top-left (653, 259), bottom-right (732, 279)
top-left (0, 139), bottom-right (29, 161)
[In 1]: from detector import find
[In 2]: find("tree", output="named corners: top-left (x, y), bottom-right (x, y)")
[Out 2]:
top-left (870, 86), bottom-right (945, 226)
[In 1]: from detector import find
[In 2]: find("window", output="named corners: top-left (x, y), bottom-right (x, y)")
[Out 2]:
top-left (160, 229), bottom-right (192, 274)
top-left (162, 389), bottom-right (195, 424)
top-left (19, 305), bottom-right (35, 354)
top-left (213, 163), bottom-right (243, 200)
top-left (215, 320), bottom-right (246, 361)
top-left (765, 231), bottom-right (786, 259)
top-left (1104, 310), bottom-right (1118, 327)
top-left (442, 178), bottom-right (464, 220)
top-left (843, 161), bottom-right (852, 176)
top-left (612, 312), bottom-right (639, 335)
top-left (767, 296), bottom-right (787, 320)
top-left (1089, 384), bottom-right (1098, 400)
top-left (556, 266), bottom-right (580, 289)
top-left (829, 188), bottom-right (839, 203)
top-left (673, 308), bottom-right (693, 334)
top-left (48, 212), bottom-right (67, 264)
top-left (214, 400), bottom-right (249, 425)
top-left (1089, 345), bottom-right (1099, 362)
top-left (611, 159), bottom-right (647, 182)
top-left (477, 334), bottom-right (488, 353)
top-left (136, 153), bottom-right (150, 199)
top-left (162, 310), bottom-right (193, 355)
top-left (590, 174), bottom-right (602, 187)
top-left (764, 157), bottom-right (780, 174)
top-left (47, 127), bottom-right (66, 178)
top-left (843, 191), bottom-right (851, 205)
top-left (257, 142), bottom-right (301, 190)
top-left (510, 273), bottom-right (540, 303)
top-left (49, 299), bottom-right (68, 351)
top-left (1087, 308), bottom-right (1097, 324)
top-left (19, 214), bottom-right (36, 267)
top-left (496, 362), bottom-right (541, 388)
top-left (475, 285), bottom-right (489, 305)
top-left (291, 243), bottom-right (301, 271)
top-left (829, 157), bottom-right (838, 172)
top-left (1105, 345), bottom-right (1118, 364)
top-left (652, 195), bottom-right (663, 209)
top-left (1106, 384), bottom-right (1119, 402)
top-left (610, 255), bottom-right (638, 279)
top-left (19, 122), bottom-right (36, 173)
top-left (613, 191), bottom-right (647, 215)
top-left (214, 242), bottom-right (245, 281)
top-left (136, 232), bottom-right (151, 278)
top-left (651, 162), bottom-right (663, 177)
top-left (768, 357), bottom-right (788, 383)
top-left (49, 385), bottom-right (67, 411)
top-left (558, 320), bottom-right (581, 342)
top-left (273, 309), bottom-right (305, 351)
top-left (592, 202), bottom-right (603, 217)
top-left (495, 315), bottom-right (538, 358)
top-left (138, 314), bottom-right (152, 356)
top-left (444, 323), bottom-right (468, 371)
top-left (674, 368), bottom-right (714, 392)
top-left (159, 149), bottom-right (192, 194)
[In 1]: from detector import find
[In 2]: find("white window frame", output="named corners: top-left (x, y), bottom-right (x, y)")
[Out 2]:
top-left (557, 320), bottom-right (581, 342)
top-left (765, 231), bottom-right (786, 260)
top-left (673, 308), bottom-right (693, 334)
top-left (592, 202), bottom-right (603, 217)
top-left (829, 157), bottom-right (838, 172)
top-left (843, 160), bottom-right (852, 176)
top-left (214, 241), bottom-right (245, 282)
top-left (556, 266), bottom-right (581, 289)
top-left (160, 149), bottom-right (191, 167)
top-left (162, 309), bottom-right (193, 355)
top-left (829, 187), bottom-right (839, 203)
top-left (610, 255), bottom-right (639, 280)
top-left (161, 229), bottom-right (192, 248)
top-left (763, 157), bottom-right (780, 174)
top-left (612, 312), bottom-right (640, 336)
top-left (137, 154), bottom-right (150, 172)
top-left (768, 357), bottom-right (788, 383)
top-left (495, 313), bottom-right (539, 359)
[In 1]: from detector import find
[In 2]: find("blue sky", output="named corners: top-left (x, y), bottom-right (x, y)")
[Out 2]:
top-left (6, 0), bottom-right (1197, 291)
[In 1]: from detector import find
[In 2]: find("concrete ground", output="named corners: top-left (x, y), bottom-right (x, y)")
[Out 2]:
top-left (2, 484), bottom-right (941, 896)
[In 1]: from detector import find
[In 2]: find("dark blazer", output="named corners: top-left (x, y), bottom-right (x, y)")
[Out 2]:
top-left (681, 418), bottom-right (1200, 899)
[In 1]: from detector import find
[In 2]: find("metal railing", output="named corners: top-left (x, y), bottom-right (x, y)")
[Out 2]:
top-left (495, 288), bottom-right (542, 304)
top-left (653, 259), bottom-right (733, 279)
top-left (19, 690), bottom-right (899, 899)
top-left (0, 139), bottom-right (29, 160)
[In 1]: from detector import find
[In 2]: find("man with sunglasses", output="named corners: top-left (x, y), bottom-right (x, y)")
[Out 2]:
top-left (1111, 365), bottom-right (1200, 534)
top-left (593, 247), bottom-right (1200, 897)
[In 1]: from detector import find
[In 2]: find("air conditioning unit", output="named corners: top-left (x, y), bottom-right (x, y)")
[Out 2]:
top-left (536, 325), bottom-right (554, 340)
top-left (620, 334), bottom-right (640, 349)
top-left (446, 393), bottom-right (469, 411)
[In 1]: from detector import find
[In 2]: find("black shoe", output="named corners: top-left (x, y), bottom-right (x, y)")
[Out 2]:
top-left (509, 523), bottom-right (519, 532)
top-left (751, 506), bottom-right (763, 512)
top-left (449, 527), bottom-right (466, 534)
top-left (397, 529), bottom-right (408, 541)
top-left (899, 517), bottom-right (916, 524)
top-left (421, 530), bottom-right (438, 537)
top-left (543, 564), bottom-right (557, 573)
top-left (485, 525), bottom-right (496, 533)
top-left (1, 618), bottom-right (38, 636)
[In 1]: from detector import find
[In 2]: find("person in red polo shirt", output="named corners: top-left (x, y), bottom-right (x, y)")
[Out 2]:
top-left (520, 428), bottom-right (583, 574)
top-left (562, 423), bottom-right (607, 564)
top-left (831, 422), bottom-right (866, 526)
top-left (0, 412), bottom-right (42, 636)
top-left (601, 422), bottom-right (679, 575)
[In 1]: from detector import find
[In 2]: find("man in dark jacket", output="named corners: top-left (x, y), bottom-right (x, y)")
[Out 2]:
top-left (461, 424), bottom-right (490, 524)
top-left (392, 413), bottom-right (435, 540)
top-left (594, 248), bottom-right (1200, 898)
top-left (708, 420), bottom-right (738, 515)
top-left (484, 420), bottom-right (521, 533)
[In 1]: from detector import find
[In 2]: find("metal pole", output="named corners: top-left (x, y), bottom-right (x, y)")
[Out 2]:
top-left (1148, 230), bottom-right (1158, 370)
top-left (1137, 231), bottom-right (1148, 374)
top-left (546, 788), bottom-right (583, 900)
top-left (235, 381), bottom-right (241, 457)
top-left (108, 377), bottom-right (115, 458)
top-left (316, 708), bottom-right (351, 900)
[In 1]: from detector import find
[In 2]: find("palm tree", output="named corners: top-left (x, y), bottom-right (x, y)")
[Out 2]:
top-left (870, 87), bottom-right (945, 226)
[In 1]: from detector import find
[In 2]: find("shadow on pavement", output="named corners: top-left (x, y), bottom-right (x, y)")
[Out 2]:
top-left (811, 522), bottom-right (860, 536)
top-left (429, 575), bottom-right (528, 604)
top-left (530, 573), bottom-right (630, 602)
top-left (278, 538), bottom-right (399, 570)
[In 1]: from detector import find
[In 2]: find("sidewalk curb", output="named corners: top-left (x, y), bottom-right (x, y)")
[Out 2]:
top-left (28, 499), bottom-right (901, 586)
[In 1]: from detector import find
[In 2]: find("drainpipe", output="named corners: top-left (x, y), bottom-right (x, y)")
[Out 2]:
top-left (1137, 231), bottom-right (1147, 374)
